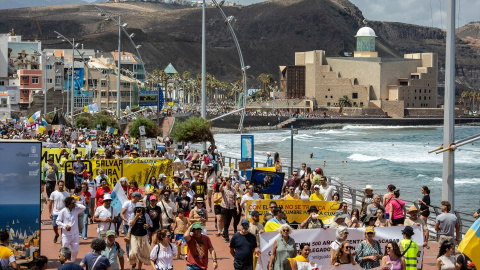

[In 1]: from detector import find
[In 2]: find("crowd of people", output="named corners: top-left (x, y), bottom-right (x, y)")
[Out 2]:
top-left (0, 123), bottom-right (478, 270)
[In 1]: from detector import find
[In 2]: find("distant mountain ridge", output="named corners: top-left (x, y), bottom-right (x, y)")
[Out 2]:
top-left (0, 0), bottom-right (479, 95)
top-left (0, 0), bottom-right (88, 10)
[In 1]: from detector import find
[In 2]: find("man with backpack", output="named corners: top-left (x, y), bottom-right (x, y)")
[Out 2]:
top-left (101, 231), bottom-right (125, 270)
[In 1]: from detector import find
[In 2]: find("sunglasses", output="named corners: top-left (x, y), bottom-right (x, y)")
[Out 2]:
top-left (386, 246), bottom-right (392, 250)
top-left (164, 194), bottom-right (171, 196)
top-left (367, 232), bottom-right (374, 235)
top-left (314, 188), bottom-right (319, 190)
top-left (344, 246), bottom-right (352, 250)
top-left (283, 229), bottom-right (289, 232)
top-left (293, 174), bottom-right (298, 176)
top-left (165, 235), bottom-right (171, 238)
top-left (344, 232), bottom-right (349, 235)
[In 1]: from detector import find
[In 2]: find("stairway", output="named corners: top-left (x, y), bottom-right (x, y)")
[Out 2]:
top-left (276, 117), bottom-right (297, 128)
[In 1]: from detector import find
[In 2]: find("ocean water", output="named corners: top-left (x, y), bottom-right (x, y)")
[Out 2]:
top-left (210, 125), bottom-right (480, 214)
top-left (0, 204), bottom-right (40, 244)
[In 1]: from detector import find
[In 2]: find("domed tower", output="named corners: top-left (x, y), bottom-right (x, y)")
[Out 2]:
top-left (354, 26), bottom-right (378, 58)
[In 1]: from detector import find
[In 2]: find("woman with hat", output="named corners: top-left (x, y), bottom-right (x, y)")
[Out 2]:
top-left (300, 206), bottom-right (325, 229)
top-left (360, 185), bottom-right (375, 215)
top-left (129, 202), bottom-right (153, 270)
top-left (189, 197), bottom-right (208, 235)
top-left (268, 224), bottom-right (296, 270)
top-left (355, 226), bottom-right (382, 269)
top-left (146, 196), bottom-right (163, 246)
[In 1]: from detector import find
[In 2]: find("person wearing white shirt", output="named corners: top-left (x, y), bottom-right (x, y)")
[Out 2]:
top-left (48, 181), bottom-right (70, 244)
top-left (318, 176), bottom-right (335, 201)
top-left (231, 170), bottom-right (245, 187)
top-left (150, 230), bottom-right (177, 270)
top-left (120, 192), bottom-right (142, 258)
top-left (299, 163), bottom-right (307, 180)
top-left (56, 196), bottom-right (86, 262)
top-left (94, 194), bottom-right (118, 238)
top-left (240, 185), bottom-right (260, 211)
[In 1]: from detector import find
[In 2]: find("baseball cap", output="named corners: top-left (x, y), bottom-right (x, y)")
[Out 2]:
top-left (149, 196), bottom-right (157, 201)
top-left (314, 185), bottom-right (320, 189)
top-left (241, 219), bottom-right (250, 226)
top-left (48, 157), bottom-right (54, 161)
top-left (183, 180), bottom-right (190, 184)
top-left (192, 223), bottom-right (202, 229)
top-left (251, 211), bottom-right (260, 216)
top-left (365, 226), bottom-right (375, 233)
top-left (131, 192), bottom-right (142, 198)
top-left (158, 174), bottom-right (166, 178)
top-left (106, 230), bottom-right (116, 237)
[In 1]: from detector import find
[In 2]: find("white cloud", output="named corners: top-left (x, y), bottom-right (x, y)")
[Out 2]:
top-left (0, 173), bottom-right (19, 183)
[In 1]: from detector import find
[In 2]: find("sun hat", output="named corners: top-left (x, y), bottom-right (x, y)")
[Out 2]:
top-left (135, 202), bottom-right (144, 208)
top-left (364, 214), bottom-right (377, 223)
top-left (106, 230), bottom-right (116, 237)
top-left (103, 194), bottom-right (112, 201)
top-left (314, 184), bottom-right (321, 189)
top-left (158, 173), bottom-right (166, 178)
top-left (401, 226), bottom-right (415, 236)
top-left (307, 206), bottom-right (318, 213)
top-left (196, 197), bottom-right (204, 203)
top-left (365, 185), bottom-right (373, 191)
top-left (407, 205), bottom-right (420, 213)
top-left (334, 213), bottom-right (348, 222)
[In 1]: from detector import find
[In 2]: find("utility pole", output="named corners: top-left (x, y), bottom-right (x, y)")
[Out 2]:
top-left (117, 16), bottom-right (121, 117)
top-left (201, 0), bottom-right (207, 148)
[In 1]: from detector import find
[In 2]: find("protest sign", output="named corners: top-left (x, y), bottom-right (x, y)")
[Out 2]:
top-left (64, 158), bottom-right (173, 189)
top-left (41, 147), bottom-right (105, 167)
top-left (259, 226), bottom-right (424, 269)
top-left (139, 126), bottom-right (146, 136)
top-left (245, 199), bottom-right (340, 226)
top-left (221, 166), bottom-right (231, 177)
top-left (250, 169), bottom-right (284, 195)
top-left (145, 139), bottom-right (153, 149)
top-left (238, 160), bottom-right (252, 171)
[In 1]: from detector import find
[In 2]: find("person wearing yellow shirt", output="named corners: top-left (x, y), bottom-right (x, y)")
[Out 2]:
top-left (309, 185), bottom-right (325, 201)
top-left (59, 151), bottom-right (70, 180)
top-left (283, 185), bottom-right (299, 200)
top-left (0, 231), bottom-right (18, 270)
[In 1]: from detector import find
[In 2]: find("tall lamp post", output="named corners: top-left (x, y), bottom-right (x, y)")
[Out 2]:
top-left (212, 0), bottom-right (249, 131)
top-left (34, 50), bottom-right (50, 114)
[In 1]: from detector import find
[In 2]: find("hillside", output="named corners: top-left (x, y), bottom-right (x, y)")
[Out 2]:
top-left (0, 0), bottom-right (479, 95)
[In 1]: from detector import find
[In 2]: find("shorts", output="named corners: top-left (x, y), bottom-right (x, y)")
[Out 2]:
top-left (420, 209), bottom-right (430, 218)
top-left (391, 217), bottom-right (405, 226)
top-left (214, 205), bottom-right (222, 215)
top-left (148, 226), bottom-right (160, 234)
top-left (175, 234), bottom-right (186, 243)
top-left (52, 215), bottom-right (59, 226)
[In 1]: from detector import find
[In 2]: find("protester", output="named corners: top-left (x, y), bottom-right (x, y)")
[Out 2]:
top-left (127, 180), bottom-right (143, 200)
top-left (363, 214), bottom-right (376, 228)
top-left (383, 184), bottom-right (396, 220)
top-left (80, 238), bottom-right (112, 270)
top-left (0, 231), bottom-right (18, 270)
top-left (300, 206), bottom-right (324, 229)
top-left (150, 229), bottom-right (177, 270)
top-left (366, 194), bottom-right (385, 215)
top-left (297, 182), bottom-right (311, 200)
top-left (240, 185), bottom-right (260, 210)
top-left (101, 231), bottom-right (125, 270)
top-left (32, 256), bottom-right (48, 270)
top-left (375, 209), bottom-right (388, 227)
top-left (398, 226), bottom-right (418, 270)
top-left (456, 253), bottom-right (475, 270)
top-left (145, 176), bottom-right (159, 202)
top-left (189, 197), bottom-right (208, 235)
top-left (229, 219), bottom-right (260, 270)
top-left (128, 202), bottom-right (152, 270)
top-left (290, 243), bottom-right (316, 270)
top-left (95, 179), bottom-right (111, 208)
top-left (95, 169), bottom-right (109, 190)
top-left (418, 186), bottom-right (431, 224)
top-left (265, 207), bottom-right (286, 232)
top-left (355, 226), bottom-right (382, 269)
top-left (309, 185), bottom-right (324, 201)
top-left (191, 173), bottom-right (208, 202)
top-left (388, 190), bottom-right (406, 226)
top-left (43, 156), bottom-right (59, 198)
top-left (285, 171), bottom-right (300, 190)
top-left (58, 247), bottom-right (83, 270)
top-left (266, 152), bottom-right (274, 167)
top-left (80, 182), bottom-right (91, 240)
top-left (381, 241), bottom-right (405, 270)
top-left (205, 164), bottom-right (217, 211)
top-left (120, 192), bottom-right (141, 259)
top-left (146, 196), bottom-right (163, 244)
top-left (157, 174), bottom-right (167, 191)
top-left (72, 155), bottom-right (86, 187)
top-left (331, 242), bottom-right (356, 266)
top-left (360, 185), bottom-right (375, 214)
top-left (435, 201), bottom-right (460, 245)
top-left (404, 206), bottom-right (429, 247)
top-left (330, 212), bottom-right (348, 228)
top-left (172, 211), bottom-right (189, 260)
top-left (318, 176), bottom-right (335, 201)
top-left (86, 172), bottom-right (97, 224)
top-left (94, 194), bottom-right (118, 238)
top-left (329, 226), bottom-right (349, 261)
top-left (283, 185), bottom-right (298, 200)
top-left (346, 209), bottom-right (363, 228)
top-left (213, 183), bottom-right (224, 236)
top-left (332, 192), bottom-right (341, 202)
top-left (176, 187), bottom-right (192, 218)
top-left (435, 241), bottom-right (456, 270)
top-left (48, 180), bottom-right (70, 243)
top-left (232, 182), bottom-right (243, 234)
top-left (184, 222), bottom-right (218, 270)
top-left (268, 224), bottom-right (296, 270)
top-left (231, 170), bottom-right (245, 188)
top-left (221, 178), bottom-right (239, 242)
top-left (158, 189), bottom-right (177, 232)
top-left (56, 196), bottom-right (86, 262)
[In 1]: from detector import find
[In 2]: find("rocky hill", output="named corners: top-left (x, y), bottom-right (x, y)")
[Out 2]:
top-left (0, 0), bottom-right (479, 95)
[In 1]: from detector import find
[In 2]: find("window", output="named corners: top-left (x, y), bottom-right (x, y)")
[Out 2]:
top-left (429, 90), bottom-right (431, 93)
top-left (328, 88), bottom-right (330, 91)
top-left (46, 65), bottom-right (53, 70)
top-left (415, 96), bottom-right (417, 100)
top-left (22, 90), bottom-right (29, 94)
top-left (46, 79), bottom-right (53, 84)
top-left (0, 98), bottom-right (7, 107)
top-left (424, 89), bottom-right (426, 93)
top-left (352, 93), bottom-right (358, 99)
top-left (101, 81), bottom-right (106, 87)
top-left (424, 96), bottom-right (426, 100)
top-left (429, 96), bottom-right (431, 100)
top-left (414, 89), bottom-right (417, 93)
top-left (32, 77), bottom-right (39, 84)
top-left (101, 92), bottom-right (106, 97)
top-left (327, 102), bottom-right (331, 106)
top-left (56, 76), bottom-right (62, 85)
top-left (22, 76), bottom-right (28, 80)
top-left (330, 96), bottom-right (333, 98)
top-left (325, 95), bottom-right (328, 98)
top-left (419, 96), bottom-right (421, 100)
top-left (0, 81), bottom-right (4, 86)
top-left (360, 102), bottom-right (363, 106)
top-left (407, 103), bottom-right (409, 107)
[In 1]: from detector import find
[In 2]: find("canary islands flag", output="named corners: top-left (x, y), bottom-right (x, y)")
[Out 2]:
top-left (458, 218), bottom-right (480, 267)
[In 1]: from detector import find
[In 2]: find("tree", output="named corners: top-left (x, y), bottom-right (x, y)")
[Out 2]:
top-left (170, 116), bottom-right (215, 147)
top-left (257, 73), bottom-right (274, 99)
top-left (338, 95), bottom-right (352, 107)
top-left (75, 111), bottom-right (119, 130)
top-left (128, 116), bottom-right (160, 138)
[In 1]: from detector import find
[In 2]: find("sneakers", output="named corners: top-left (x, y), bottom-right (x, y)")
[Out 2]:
top-left (224, 238), bottom-right (229, 243)
top-left (53, 235), bottom-right (58, 243)
top-left (90, 218), bottom-right (94, 224)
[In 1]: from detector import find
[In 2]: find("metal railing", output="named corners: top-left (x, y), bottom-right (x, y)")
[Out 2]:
top-left (221, 155), bottom-right (477, 242)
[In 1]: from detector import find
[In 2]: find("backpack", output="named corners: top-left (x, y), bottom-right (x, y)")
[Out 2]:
top-left (205, 156), bottom-right (210, 165)
top-left (155, 243), bottom-right (174, 265)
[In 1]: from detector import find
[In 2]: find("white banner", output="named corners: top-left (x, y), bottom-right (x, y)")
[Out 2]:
top-left (259, 226), bottom-right (423, 269)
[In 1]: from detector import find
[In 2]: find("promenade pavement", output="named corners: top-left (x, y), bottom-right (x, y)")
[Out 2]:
top-left (39, 201), bottom-right (442, 270)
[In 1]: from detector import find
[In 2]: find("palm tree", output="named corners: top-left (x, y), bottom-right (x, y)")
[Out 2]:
top-left (338, 95), bottom-right (352, 107)
top-left (257, 73), bottom-right (274, 100)
top-left (460, 91), bottom-right (470, 110)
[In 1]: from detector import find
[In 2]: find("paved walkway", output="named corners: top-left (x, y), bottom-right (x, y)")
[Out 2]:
top-left (40, 199), bottom-right (442, 270)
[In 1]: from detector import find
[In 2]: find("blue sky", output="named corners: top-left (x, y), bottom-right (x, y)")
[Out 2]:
top-left (0, 142), bottom-right (41, 205)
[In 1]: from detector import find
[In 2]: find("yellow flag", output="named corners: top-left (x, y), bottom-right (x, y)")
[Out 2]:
top-left (38, 126), bottom-right (45, 134)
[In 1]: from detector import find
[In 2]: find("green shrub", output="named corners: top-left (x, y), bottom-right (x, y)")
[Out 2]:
top-left (170, 116), bottom-right (215, 146)
top-left (128, 116), bottom-right (160, 138)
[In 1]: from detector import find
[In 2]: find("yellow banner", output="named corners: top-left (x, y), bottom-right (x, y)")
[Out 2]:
top-left (64, 158), bottom-right (173, 189)
top-left (41, 147), bottom-right (105, 167)
top-left (245, 199), bottom-right (341, 226)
